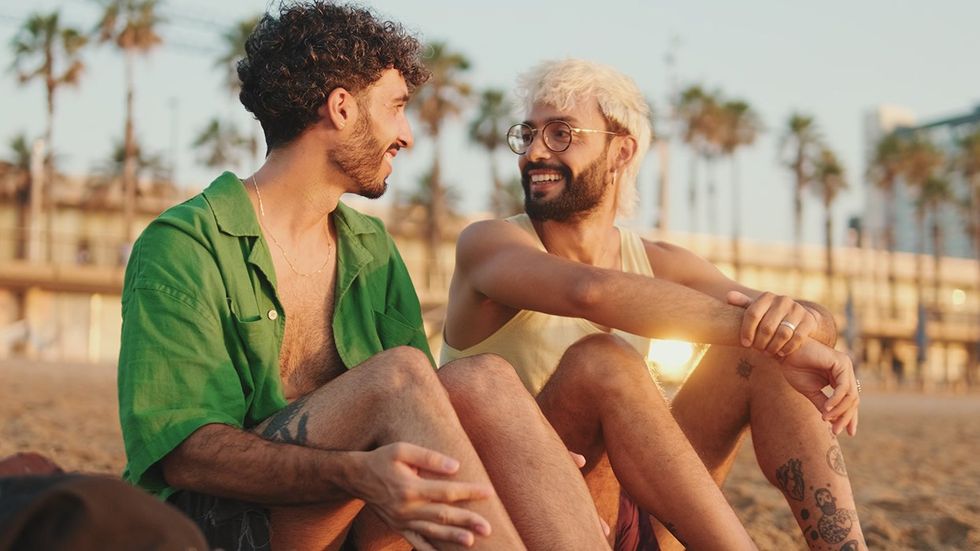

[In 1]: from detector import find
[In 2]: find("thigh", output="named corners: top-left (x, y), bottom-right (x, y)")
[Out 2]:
top-left (170, 489), bottom-right (271, 551)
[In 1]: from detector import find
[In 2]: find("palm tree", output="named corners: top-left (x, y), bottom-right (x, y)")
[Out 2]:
top-left (215, 15), bottom-right (261, 166)
top-left (468, 88), bottom-right (510, 216)
top-left (915, 176), bottom-right (952, 319)
top-left (88, 137), bottom-right (171, 202)
top-left (718, 99), bottom-right (761, 278)
top-left (409, 41), bottom-right (471, 290)
top-left (677, 85), bottom-right (721, 234)
top-left (11, 10), bottom-right (88, 261)
top-left (811, 147), bottom-right (848, 307)
top-left (958, 128), bottom-right (980, 339)
top-left (1, 134), bottom-right (34, 259)
top-left (192, 118), bottom-right (250, 170)
top-left (780, 113), bottom-right (821, 277)
top-left (868, 132), bottom-right (907, 318)
top-left (94, 0), bottom-right (164, 241)
top-left (900, 134), bottom-right (945, 316)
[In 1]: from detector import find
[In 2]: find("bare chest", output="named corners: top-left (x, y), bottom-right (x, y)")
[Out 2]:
top-left (275, 270), bottom-right (345, 400)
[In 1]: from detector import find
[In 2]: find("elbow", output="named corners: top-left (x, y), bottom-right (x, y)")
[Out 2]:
top-left (567, 270), bottom-right (608, 314)
top-left (160, 447), bottom-right (194, 490)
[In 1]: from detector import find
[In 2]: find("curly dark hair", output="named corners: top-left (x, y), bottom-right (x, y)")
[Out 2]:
top-left (237, 1), bottom-right (430, 149)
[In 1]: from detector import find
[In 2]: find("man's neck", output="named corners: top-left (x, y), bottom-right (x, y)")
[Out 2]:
top-left (530, 207), bottom-right (620, 268)
top-left (248, 140), bottom-right (348, 241)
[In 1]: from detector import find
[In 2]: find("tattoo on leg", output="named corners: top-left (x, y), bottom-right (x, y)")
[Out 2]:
top-left (736, 358), bottom-right (753, 379)
top-left (814, 487), bottom-right (854, 544)
top-left (261, 396), bottom-right (311, 445)
top-left (775, 458), bottom-right (805, 501)
top-left (826, 444), bottom-right (848, 477)
top-left (840, 540), bottom-right (859, 551)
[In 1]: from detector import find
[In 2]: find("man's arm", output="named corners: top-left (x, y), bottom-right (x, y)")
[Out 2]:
top-left (458, 220), bottom-right (748, 346)
top-left (645, 239), bottom-right (838, 354)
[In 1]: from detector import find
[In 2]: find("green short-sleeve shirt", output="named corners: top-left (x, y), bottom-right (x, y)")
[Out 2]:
top-left (118, 172), bottom-right (433, 499)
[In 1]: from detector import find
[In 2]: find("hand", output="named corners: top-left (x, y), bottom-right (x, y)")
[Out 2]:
top-left (780, 340), bottom-right (860, 436)
top-left (728, 291), bottom-right (820, 357)
top-left (350, 442), bottom-right (494, 548)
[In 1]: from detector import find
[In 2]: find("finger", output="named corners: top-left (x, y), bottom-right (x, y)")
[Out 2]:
top-left (404, 519), bottom-right (479, 547)
top-left (402, 529), bottom-right (440, 551)
top-left (601, 517), bottom-right (611, 537)
top-left (847, 409), bottom-right (859, 436)
top-left (416, 478), bottom-right (495, 503)
top-left (739, 292), bottom-right (772, 347)
top-left (569, 451), bottom-right (586, 468)
top-left (727, 290), bottom-right (753, 308)
top-left (778, 311), bottom-right (816, 357)
top-left (766, 310), bottom-right (805, 356)
top-left (753, 299), bottom-right (791, 351)
top-left (411, 503), bottom-right (491, 535)
top-left (394, 443), bottom-right (461, 475)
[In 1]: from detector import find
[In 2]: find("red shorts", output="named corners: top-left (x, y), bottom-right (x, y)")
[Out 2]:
top-left (614, 489), bottom-right (660, 551)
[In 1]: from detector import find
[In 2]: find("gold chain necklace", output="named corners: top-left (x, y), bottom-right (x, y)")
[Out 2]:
top-left (250, 175), bottom-right (332, 277)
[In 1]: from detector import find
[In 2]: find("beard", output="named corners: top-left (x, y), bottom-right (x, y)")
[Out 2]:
top-left (328, 111), bottom-right (390, 199)
top-left (523, 154), bottom-right (608, 222)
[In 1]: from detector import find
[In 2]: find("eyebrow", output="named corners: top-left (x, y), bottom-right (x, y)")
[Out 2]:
top-left (521, 116), bottom-right (581, 127)
top-left (394, 93), bottom-right (410, 104)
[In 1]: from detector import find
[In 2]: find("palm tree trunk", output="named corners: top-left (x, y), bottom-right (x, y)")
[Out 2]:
top-left (688, 152), bottom-right (699, 233)
top-left (488, 150), bottom-right (502, 217)
top-left (656, 140), bottom-right (669, 232)
top-left (793, 156), bottom-right (805, 283)
top-left (931, 213), bottom-right (942, 321)
top-left (884, 185), bottom-right (898, 318)
top-left (426, 150), bottom-right (443, 291)
top-left (122, 52), bottom-right (138, 243)
top-left (731, 155), bottom-right (742, 279)
top-left (44, 80), bottom-right (55, 263)
top-left (824, 201), bottom-right (835, 309)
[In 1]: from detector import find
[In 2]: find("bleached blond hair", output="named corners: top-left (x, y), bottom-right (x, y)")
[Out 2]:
top-left (515, 59), bottom-right (653, 218)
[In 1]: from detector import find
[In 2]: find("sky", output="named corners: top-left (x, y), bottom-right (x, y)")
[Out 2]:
top-left (2, 0), bottom-right (979, 246)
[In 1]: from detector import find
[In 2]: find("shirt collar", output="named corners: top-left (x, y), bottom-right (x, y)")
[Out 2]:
top-left (203, 171), bottom-right (379, 239)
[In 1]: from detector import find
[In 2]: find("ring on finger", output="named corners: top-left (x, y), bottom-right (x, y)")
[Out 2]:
top-left (856, 379), bottom-right (862, 393)
top-left (779, 320), bottom-right (797, 332)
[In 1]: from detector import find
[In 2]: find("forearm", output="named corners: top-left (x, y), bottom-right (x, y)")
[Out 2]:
top-left (161, 423), bottom-right (360, 505)
top-left (574, 270), bottom-right (745, 346)
top-left (799, 300), bottom-right (838, 347)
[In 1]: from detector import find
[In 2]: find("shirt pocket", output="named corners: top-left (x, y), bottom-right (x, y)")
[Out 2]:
top-left (374, 309), bottom-right (420, 350)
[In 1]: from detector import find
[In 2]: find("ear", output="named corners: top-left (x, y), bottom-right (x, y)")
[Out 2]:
top-left (320, 87), bottom-right (358, 131)
top-left (609, 134), bottom-right (637, 172)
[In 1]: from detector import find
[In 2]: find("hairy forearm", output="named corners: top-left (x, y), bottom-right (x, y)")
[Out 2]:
top-left (799, 300), bottom-right (838, 347)
top-left (573, 270), bottom-right (745, 346)
top-left (161, 423), bottom-right (359, 505)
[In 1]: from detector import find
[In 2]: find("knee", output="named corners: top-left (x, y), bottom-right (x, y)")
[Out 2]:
top-left (367, 346), bottom-right (442, 401)
top-left (561, 334), bottom-right (649, 380)
top-left (438, 354), bottom-right (533, 415)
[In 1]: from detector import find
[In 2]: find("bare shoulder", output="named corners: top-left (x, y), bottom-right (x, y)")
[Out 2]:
top-left (642, 238), bottom-right (722, 285)
top-left (456, 219), bottom-right (538, 267)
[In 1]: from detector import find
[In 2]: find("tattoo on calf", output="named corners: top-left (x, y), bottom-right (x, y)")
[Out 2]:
top-left (260, 396), bottom-right (312, 445)
top-left (736, 358), bottom-right (753, 379)
top-left (827, 444), bottom-right (848, 477)
top-left (775, 458), bottom-right (805, 501)
top-left (814, 487), bottom-right (855, 544)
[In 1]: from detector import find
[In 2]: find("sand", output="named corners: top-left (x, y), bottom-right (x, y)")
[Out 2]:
top-left (2, 358), bottom-right (979, 550)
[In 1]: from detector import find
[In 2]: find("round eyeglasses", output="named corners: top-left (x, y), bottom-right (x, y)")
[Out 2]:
top-left (506, 120), bottom-right (625, 155)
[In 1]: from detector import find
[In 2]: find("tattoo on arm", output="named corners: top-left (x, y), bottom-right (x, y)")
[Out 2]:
top-left (827, 444), bottom-right (848, 477)
top-left (736, 358), bottom-right (753, 379)
top-left (260, 395), bottom-right (312, 445)
top-left (775, 458), bottom-right (805, 501)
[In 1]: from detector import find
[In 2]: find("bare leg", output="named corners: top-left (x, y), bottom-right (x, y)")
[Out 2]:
top-left (536, 334), bottom-right (755, 550)
top-left (670, 345), bottom-right (867, 550)
top-left (251, 346), bottom-right (525, 550)
top-left (438, 354), bottom-right (609, 549)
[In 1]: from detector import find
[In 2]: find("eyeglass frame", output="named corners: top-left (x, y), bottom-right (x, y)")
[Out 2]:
top-left (506, 120), bottom-right (626, 155)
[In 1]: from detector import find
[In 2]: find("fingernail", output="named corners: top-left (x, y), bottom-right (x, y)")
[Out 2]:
top-left (458, 533), bottom-right (474, 546)
top-left (474, 523), bottom-right (491, 536)
top-left (742, 339), bottom-right (750, 347)
top-left (444, 458), bottom-right (460, 471)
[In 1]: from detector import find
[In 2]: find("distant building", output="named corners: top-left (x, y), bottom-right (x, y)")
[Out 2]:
top-left (863, 103), bottom-right (980, 259)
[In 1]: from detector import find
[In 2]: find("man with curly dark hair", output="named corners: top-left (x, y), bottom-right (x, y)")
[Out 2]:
top-left (116, 2), bottom-right (609, 550)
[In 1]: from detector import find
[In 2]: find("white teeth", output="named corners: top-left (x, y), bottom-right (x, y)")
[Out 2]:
top-left (530, 173), bottom-right (562, 183)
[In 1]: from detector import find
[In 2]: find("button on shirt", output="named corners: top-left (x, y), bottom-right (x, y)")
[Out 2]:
top-left (118, 172), bottom-right (433, 499)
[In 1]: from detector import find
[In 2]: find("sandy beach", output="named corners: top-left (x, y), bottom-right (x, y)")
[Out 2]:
top-left (2, 358), bottom-right (979, 550)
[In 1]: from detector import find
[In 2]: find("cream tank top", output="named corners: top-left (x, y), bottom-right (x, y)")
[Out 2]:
top-left (440, 214), bottom-right (654, 396)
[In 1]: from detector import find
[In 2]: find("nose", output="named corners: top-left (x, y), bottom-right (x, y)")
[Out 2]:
top-left (525, 129), bottom-right (552, 162)
top-left (398, 113), bottom-right (414, 149)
